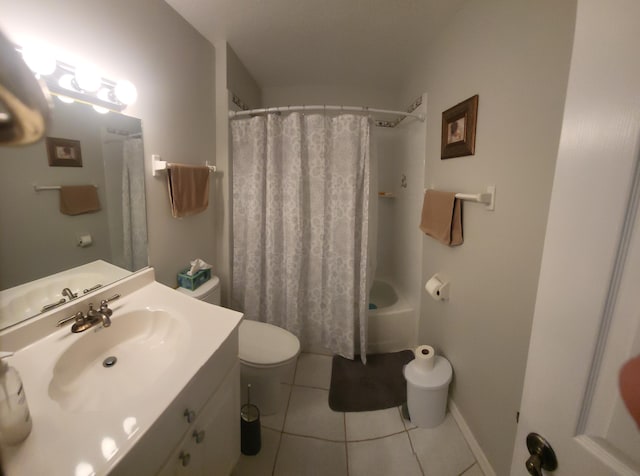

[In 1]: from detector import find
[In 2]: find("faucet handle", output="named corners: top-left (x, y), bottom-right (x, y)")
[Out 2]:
top-left (99, 294), bottom-right (120, 319)
top-left (100, 294), bottom-right (120, 307)
top-left (57, 311), bottom-right (85, 327)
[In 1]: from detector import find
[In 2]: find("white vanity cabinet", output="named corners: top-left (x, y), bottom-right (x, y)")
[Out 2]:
top-left (0, 270), bottom-right (244, 476)
top-left (158, 362), bottom-right (240, 476)
top-left (111, 324), bottom-right (241, 476)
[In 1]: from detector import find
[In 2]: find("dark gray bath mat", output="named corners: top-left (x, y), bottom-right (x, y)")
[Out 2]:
top-left (329, 350), bottom-right (414, 412)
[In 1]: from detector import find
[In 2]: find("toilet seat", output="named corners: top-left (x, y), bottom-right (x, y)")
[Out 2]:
top-left (239, 320), bottom-right (300, 368)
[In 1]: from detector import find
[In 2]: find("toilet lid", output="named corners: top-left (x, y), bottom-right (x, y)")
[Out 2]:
top-left (239, 320), bottom-right (300, 366)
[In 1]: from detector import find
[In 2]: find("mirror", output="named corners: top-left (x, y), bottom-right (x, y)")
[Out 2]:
top-left (0, 100), bottom-right (148, 330)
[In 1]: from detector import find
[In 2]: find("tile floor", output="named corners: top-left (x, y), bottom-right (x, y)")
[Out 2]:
top-left (232, 353), bottom-right (484, 476)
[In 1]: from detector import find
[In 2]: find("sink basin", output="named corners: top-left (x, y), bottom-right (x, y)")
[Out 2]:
top-left (1, 273), bottom-right (104, 320)
top-left (0, 260), bottom-right (133, 329)
top-left (48, 309), bottom-right (189, 412)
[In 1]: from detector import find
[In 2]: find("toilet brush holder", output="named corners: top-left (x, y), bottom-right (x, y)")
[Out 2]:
top-left (240, 384), bottom-right (261, 455)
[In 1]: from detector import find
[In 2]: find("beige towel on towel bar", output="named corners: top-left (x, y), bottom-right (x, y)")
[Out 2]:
top-left (419, 189), bottom-right (463, 246)
top-left (167, 164), bottom-right (210, 218)
top-left (59, 185), bottom-right (101, 215)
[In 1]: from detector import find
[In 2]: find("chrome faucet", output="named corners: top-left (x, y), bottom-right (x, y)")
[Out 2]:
top-left (86, 303), bottom-right (111, 328)
top-left (56, 294), bottom-right (120, 333)
top-left (41, 288), bottom-right (79, 313)
top-left (61, 287), bottom-right (78, 300)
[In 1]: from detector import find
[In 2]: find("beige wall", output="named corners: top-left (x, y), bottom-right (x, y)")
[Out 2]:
top-left (213, 42), bottom-right (263, 306)
top-left (262, 84), bottom-right (403, 111)
top-left (227, 45), bottom-right (262, 109)
top-left (213, 43), bottom-right (232, 306)
top-left (405, 1), bottom-right (577, 473)
top-left (1, 0), bottom-right (217, 287)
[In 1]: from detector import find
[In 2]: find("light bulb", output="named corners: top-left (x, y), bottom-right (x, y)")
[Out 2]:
top-left (58, 74), bottom-right (75, 90)
top-left (93, 105), bottom-right (109, 114)
top-left (92, 88), bottom-right (111, 114)
top-left (114, 80), bottom-right (137, 105)
top-left (96, 88), bottom-right (111, 101)
top-left (74, 64), bottom-right (101, 92)
top-left (21, 47), bottom-right (56, 76)
top-left (57, 74), bottom-right (76, 103)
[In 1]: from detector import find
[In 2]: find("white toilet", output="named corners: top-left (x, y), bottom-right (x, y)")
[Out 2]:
top-left (177, 277), bottom-right (300, 415)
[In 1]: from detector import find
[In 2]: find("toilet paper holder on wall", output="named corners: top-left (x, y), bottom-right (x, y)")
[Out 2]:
top-left (425, 274), bottom-right (450, 301)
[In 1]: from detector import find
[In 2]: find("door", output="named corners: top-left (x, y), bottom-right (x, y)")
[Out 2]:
top-left (511, 1), bottom-right (640, 474)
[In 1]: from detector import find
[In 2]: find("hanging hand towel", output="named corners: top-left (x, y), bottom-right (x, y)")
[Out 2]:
top-left (419, 189), bottom-right (463, 246)
top-left (167, 164), bottom-right (210, 218)
top-left (59, 185), bottom-right (101, 215)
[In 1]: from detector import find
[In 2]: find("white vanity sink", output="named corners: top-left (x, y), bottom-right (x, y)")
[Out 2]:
top-left (2, 272), bottom-right (104, 319)
top-left (0, 260), bottom-right (132, 329)
top-left (0, 268), bottom-right (242, 476)
top-left (48, 309), bottom-right (190, 412)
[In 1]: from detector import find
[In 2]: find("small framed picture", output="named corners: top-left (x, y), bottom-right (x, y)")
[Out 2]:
top-left (46, 137), bottom-right (83, 167)
top-left (441, 95), bottom-right (479, 159)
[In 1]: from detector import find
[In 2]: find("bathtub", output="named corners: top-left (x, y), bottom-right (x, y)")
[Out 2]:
top-left (367, 278), bottom-right (416, 354)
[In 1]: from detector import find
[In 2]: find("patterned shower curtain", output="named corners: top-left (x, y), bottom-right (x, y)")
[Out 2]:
top-left (231, 112), bottom-right (371, 361)
top-left (122, 138), bottom-right (147, 271)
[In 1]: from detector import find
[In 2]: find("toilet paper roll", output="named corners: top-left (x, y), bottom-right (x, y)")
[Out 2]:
top-left (78, 234), bottom-right (92, 248)
top-left (425, 276), bottom-right (444, 301)
top-left (413, 345), bottom-right (436, 372)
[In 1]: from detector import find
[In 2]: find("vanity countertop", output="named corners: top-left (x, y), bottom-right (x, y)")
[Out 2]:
top-left (0, 268), bottom-right (242, 476)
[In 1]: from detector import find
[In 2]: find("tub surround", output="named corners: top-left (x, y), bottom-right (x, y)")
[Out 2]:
top-left (368, 278), bottom-right (417, 354)
top-left (0, 268), bottom-right (243, 475)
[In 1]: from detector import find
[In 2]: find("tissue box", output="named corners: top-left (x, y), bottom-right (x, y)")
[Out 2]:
top-left (177, 268), bottom-right (211, 291)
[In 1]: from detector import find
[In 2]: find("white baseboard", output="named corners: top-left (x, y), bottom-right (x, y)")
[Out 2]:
top-left (449, 400), bottom-right (496, 476)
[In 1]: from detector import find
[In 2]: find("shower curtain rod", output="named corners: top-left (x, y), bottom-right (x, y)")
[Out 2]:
top-left (228, 105), bottom-right (425, 122)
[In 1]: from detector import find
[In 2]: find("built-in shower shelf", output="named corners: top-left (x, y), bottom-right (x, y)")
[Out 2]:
top-left (378, 192), bottom-right (395, 198)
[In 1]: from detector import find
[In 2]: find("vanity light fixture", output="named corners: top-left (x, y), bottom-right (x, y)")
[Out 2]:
top-left (20, 46), bottom-right (56, 76)
top-left (17, 45), bottom-right (137, 114)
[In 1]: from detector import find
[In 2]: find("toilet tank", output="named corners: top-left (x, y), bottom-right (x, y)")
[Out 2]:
top-left (176, 276), bottom-right (221, 305)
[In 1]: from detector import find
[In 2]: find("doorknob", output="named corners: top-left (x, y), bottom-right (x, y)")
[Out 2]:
top-left (525, 433), bottom-right (557, 476)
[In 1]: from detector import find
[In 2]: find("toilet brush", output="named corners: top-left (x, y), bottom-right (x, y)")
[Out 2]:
top-left (240, 383), bottom-right (261, 455)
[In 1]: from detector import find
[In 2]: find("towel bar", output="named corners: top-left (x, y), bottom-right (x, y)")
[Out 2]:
top-left (426, 185), bottom-right (496, 211)
top-left (152, 154), bottom-right (216, 177)
top-left (33, 184), bottom-right (98, 191)
top-left (34, 185), bottom-right (61, 191)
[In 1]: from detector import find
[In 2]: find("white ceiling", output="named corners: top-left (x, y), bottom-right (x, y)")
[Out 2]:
top-left (165, 0), bottom-right (467, 91)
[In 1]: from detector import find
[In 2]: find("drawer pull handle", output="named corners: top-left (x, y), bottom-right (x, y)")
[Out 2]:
top-left (183, 408), bottom-right (196, 424)
top-left (179, 451), bottom-right (191, 467)
top-left (193, 429), bottom-right (206, 444)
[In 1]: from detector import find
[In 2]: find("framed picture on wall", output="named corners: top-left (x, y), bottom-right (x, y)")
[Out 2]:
top-left (441, 94), bottom-right (479, 159)
top-left (46, 137), bottom-right (83, 167)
